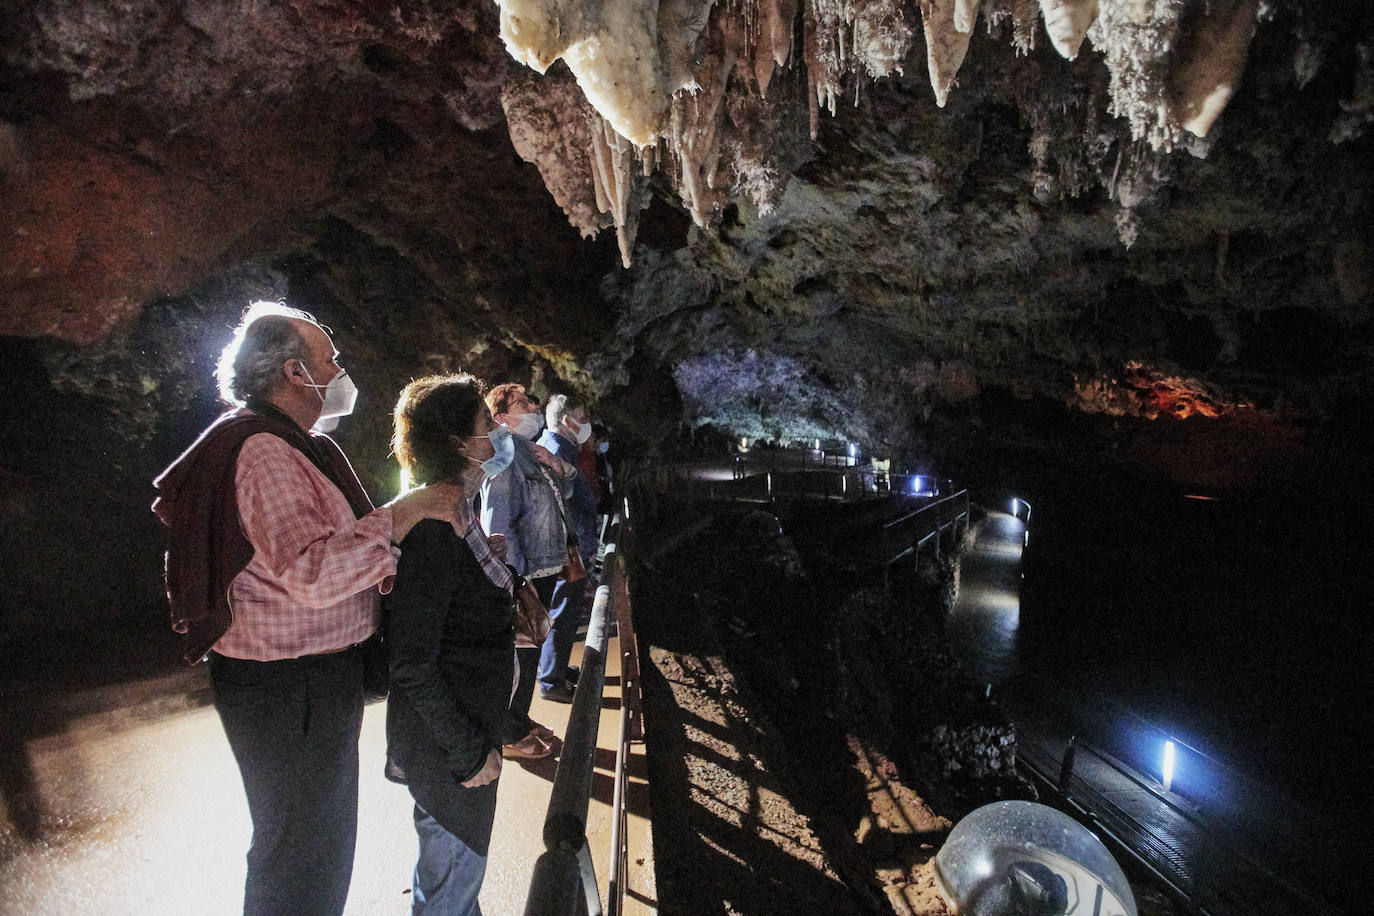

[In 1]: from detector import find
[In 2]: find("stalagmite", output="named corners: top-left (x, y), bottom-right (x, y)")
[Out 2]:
top-left (1039, 0), bottom-right (1098, 60)
top-left (920, 0), bottom-right (978, 107)
top-left (1169, 0), bottom-right (1259, 139)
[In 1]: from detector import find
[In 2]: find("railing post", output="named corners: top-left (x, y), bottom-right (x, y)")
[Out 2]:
top-left (1059, 735), bottom-right (1077, 797)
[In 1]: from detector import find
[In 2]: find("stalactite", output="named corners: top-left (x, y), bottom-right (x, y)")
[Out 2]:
top-left (1088, 0), bottom-right (1188, 149)
top-left (954, 0), bottom-right (980, 35)
top-left (805, 0), bottom-right (847, 124)
top-left (853, 0), bottom-right (916, 80)
top-left (493, 0), bottom-right (1282, 263)
top-left (1039, 0), bottom-right (1098, 60)
top-left (987, 0), bottom-right (1041, 55)
top-left (920, 0), bottom-right (978, 107)
top-left (755, 0), bottom-right (801, 96)
top-left (587, 111), bottom-right (641, 267)
top-left (670, 17), bottom-right (739, 226)
top-left (501, 71), bottom-right (611, 238)
top-left (496, 0), bottom-right (713, 146)
top-left (1169, 0), bottom-right (1259, 139)
top-left (803, 14), bottom-right (824, 139)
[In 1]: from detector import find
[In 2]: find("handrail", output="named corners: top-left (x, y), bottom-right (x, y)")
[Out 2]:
top-left (525, 581), bottom-right (611, 916)
top-left (605, 550), bottom-right (641, 914)
top-left (1041, 736), bottom-right (1315, 914)
top-left (875, 488), bottom-right (970, 571)
top-left (523, 535), bottom-right (644, 916)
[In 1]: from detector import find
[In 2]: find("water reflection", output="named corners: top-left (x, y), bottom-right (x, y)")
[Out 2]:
top-left (948, 511), bottom-right (1026, 686)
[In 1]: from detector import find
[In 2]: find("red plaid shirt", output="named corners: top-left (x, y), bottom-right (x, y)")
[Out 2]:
top-left (216, 434), bottom-right (398, 660)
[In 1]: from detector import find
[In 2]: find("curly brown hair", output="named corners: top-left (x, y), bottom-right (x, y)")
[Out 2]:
top-left (392, 374), bottom-right (486, 486)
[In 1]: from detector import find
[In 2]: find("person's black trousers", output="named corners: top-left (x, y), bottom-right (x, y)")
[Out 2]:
top-left (210, 648), bottom-right (364, 916)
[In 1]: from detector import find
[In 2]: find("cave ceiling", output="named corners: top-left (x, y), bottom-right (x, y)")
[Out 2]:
top-left (2, 0), bottom-right (1372, 481)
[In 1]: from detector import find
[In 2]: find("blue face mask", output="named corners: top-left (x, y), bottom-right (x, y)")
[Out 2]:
top-left (477, 424), bottom-right (515, 479)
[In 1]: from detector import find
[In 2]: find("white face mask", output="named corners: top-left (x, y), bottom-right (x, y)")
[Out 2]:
top-left (510, 412), bottom-right (543, 440)
top-left (301, 364), bottom-right (358, 421)
top-left (564, 415), bottom-right (592, 446)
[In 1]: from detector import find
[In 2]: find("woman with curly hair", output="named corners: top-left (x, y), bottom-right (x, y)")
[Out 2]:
top-left (385, 373), bottom-right (520, 915)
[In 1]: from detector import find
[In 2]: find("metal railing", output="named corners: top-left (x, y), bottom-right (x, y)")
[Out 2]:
top-left (1019, 733), bottom-right (1319, 915)
top-left (875, 488), bottom-right (970, 571)
top-left (624, 448), bottom-right (954, 508)
top-left (523, 533), bottom-right (643, 916)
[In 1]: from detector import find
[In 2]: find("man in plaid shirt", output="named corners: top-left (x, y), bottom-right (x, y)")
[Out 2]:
top-left (155, 302), bottom-right (460, 915)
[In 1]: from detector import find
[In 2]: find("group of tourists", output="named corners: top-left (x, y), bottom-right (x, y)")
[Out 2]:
top-left (152, 301), bottom-right (611, 915)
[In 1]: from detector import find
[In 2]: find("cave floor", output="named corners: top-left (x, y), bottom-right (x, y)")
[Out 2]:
top-left (0, 635), bottom-right (654, 916)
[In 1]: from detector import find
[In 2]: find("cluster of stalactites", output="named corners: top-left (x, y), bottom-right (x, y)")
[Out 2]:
top-left (495, 0), bottom-right (1262, 264)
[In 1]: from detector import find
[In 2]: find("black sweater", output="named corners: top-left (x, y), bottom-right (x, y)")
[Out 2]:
top-left (383, 518), bottom-right (515, 854)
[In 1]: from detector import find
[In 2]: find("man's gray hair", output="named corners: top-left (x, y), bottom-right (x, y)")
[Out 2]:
top-left (215, 301), bottom-right (319, 405)
top-left (544, 392), bottom-right (583, 430)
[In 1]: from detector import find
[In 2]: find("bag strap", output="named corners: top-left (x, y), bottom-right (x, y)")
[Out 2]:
top-left (537, 464), bottom-right (579, 547)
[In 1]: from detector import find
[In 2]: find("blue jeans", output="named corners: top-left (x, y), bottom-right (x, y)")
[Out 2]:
top-left (536, 576), bottom-right (587, 694)
top-left (210, 649), bottom-right (364, 916)
top-left (412, 805), bottom-right (488, 916)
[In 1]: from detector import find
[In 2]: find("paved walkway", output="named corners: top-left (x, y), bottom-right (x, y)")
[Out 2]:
top-left (0, 635), bottom-right (654, 916)
top-left (947, 509), bottom-right (1026, 686)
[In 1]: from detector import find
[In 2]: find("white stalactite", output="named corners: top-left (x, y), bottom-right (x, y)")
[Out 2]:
top-left (920, 0), bottom-right (977, 107)
top-left (587, 112), bottom-right (639, 267)
top-left (853, 0), bottom-right (916, 80)
top-left (1169, 0), bottom-right (1259, 139)
top-left (497, 0), bottom-right (713, 147)
top-left (1039, 0), bottom-right (1098, 60)
top-left (954, 0), bottom-right (981, 35)
top-left (492, 0), bottom-right (1272, 266)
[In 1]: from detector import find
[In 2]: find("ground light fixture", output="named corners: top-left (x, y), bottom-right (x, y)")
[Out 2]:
top-left (934, 801), bottom-right (1138, 916)
top-left (1163, 740), bottom-right (1176, 793)
top-left (910, 475), bottom-right (935, 495)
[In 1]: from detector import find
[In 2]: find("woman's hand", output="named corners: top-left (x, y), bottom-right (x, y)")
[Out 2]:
top-left (461, 747), bottom-right (503, 788)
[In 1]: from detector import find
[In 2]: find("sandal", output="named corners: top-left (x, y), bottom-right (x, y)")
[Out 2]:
top-left (502, 733), bottom-right (552, 759)
top-left (528, 722), bottom-right (560, 746)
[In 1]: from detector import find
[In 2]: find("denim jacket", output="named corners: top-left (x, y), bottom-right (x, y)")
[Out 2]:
top-left (480, 435), bottom-right (575, 577)
top-left (538, 429), bottom-right (599, 565)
